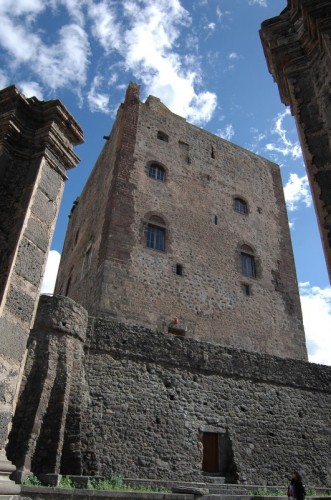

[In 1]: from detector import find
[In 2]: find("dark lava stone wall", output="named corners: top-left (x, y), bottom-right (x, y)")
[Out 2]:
top-left (81, 319), bottom-right (331, 486)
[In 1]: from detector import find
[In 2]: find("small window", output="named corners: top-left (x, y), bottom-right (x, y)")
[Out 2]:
top-left (234, 197), bottom-right (247, 214)
top-left (168, 327), bottom-right (185, 337)
top-left (176, 264), bottom-right (183, 276)
top-left (148, 163), bottom-right (165, 181)
top-left (214, 215), bottom-right (218, 225)
top-left (74, 230), bottom-right (79, 245)
top-left (65, 276), bottom-right (72, 296)
top-left (211, 146), bottom-right (215, 159)
top-left (146, 224), bottom-right (165, 251)
top-left (82, 245), bottom-right (92, 277)
top-left (241, 253), bottom-right (256, 278)
top-left (157, 131), bottom-right (169, 142)
top-left (242, 283), bottom-right (250, 296)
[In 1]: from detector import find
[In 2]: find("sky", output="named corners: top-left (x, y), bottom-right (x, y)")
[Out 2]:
top-left (1, 0), bottom-right (330, 365)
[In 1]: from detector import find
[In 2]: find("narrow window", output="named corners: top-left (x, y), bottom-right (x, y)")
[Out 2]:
top-left (146, 224), bottom-right (165, 251)
top-left (241, 253), bottom-right (256, 278)
top-left (148, 163), bottom-right (165, 181)
top-left (74, 230), bottom-right (79, 245)
top-left (178, 141), bottom-right (189, 151)
top-left (234, 197), bottom-right (247, 214)
top-left (211, 146), bottom-right (215, 159)
top-left (168, 327), bottom-right (185, 337)
top-left (242, 283), bottom-right (250, 296)
top-left (214, 215), bottom-right (218, 225)
top-left (157, 131), bottom-right (169, 142)
top-left (65, 276), bottom-right (71, 296)
top-left (82, 245), bottom-right (92, 277)
top-left (176, 264), bottom-right (183, 276)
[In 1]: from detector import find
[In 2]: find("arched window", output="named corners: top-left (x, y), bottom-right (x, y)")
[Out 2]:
top-left (146, 215), bottom-right (166, 251)
top-left (241, 245), bottom-right (256, 278)
top-left (157, 131), bottom-right (169, 142)
top-left (234, 197), bottom-right (247, 214)
top-left (148, 163), bottom-right (166, 181)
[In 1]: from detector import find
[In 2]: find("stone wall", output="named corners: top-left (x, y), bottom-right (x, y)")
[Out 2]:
top-left (9, 298), bottom-right (331, 487)
top-left (55, 84), bottom-right (306, 360)
top-left (7, 295), bottom-right (89, 476)
top-left (260, 0), bottom-right (331, 281)
top-left (80, 318), bottom-right (330, 486)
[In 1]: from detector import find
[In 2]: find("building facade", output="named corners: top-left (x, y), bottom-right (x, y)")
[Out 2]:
top-left (260, 0), bottom-right (331, 282)
top-left (55, 83), bottom-right (306, 360)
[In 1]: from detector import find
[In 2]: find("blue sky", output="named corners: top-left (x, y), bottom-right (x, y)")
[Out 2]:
top-left (1, 0), bottom-right (330, 364)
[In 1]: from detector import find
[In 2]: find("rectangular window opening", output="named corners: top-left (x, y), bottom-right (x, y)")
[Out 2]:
top-left (147, 225), bottom-right (165, 251)
top-left (176, 264), bottom-right (183, 276)
top-left (168, 327), bottom-right (185, 337)
top-left (242, 284), bottom-right (250, 296)
top-left (241, 253), bottom-right (256, 278)
top-left (214, 215), bottom-right (218, 225)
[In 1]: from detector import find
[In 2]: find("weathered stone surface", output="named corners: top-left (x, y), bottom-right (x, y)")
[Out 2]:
top-left (55, 84), bottom-right (306, 361)
top-left (260, 0), bottom-right (331, 281)
top-left (10, 305), bottom-right (331, 487)
top-left (0, 85), bottom-right (82, 492)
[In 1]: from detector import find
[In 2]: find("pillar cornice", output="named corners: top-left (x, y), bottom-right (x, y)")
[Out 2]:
top-left (260, 2), bottom-right (331, 106)
top-left (0, 86), bottom-right (83, 178)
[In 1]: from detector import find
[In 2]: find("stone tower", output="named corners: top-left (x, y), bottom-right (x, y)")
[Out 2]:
top-left (0, 86), bottom-right (83, 493)
top-left (55, 83), bottom-right (306, 360)
top-left (260, 0), bottom-right (331, 282)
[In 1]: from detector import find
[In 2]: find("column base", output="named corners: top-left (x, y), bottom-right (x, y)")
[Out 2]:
top-left (0, 452), bottom-right (20, 496)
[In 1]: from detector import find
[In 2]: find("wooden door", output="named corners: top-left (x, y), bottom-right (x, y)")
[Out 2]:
top-left (202, 432), bottom-right (219, 473)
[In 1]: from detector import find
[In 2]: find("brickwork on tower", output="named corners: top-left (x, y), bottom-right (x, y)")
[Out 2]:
top-left (55, 83), bottom-right (307, 360)
top-left (260, 0), bottom-right (331, 281)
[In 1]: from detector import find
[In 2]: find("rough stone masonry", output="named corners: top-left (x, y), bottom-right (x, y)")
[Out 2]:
top-left (8, 294), bottom-right (331, 486)
top-left (0, 86), bottom-right (83, 494)
top-left (7, 84), bottom-right (331, 487)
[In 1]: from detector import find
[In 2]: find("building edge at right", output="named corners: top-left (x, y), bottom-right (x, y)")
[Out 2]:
top-left (260, 0), bottom-right (331, 282)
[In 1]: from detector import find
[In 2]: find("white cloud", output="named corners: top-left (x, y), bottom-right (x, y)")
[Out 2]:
top-left (265, 108), bottom-right (302, 160)
top-left (216, 124), bottom-right (234, 141)
top-left (87, 75), bottom-right (110, 113)
top-left (248, 0), bottom-right (267, 6)
top-left (41, 250), bottom-right (61, 294)
top-left (0, 0), bottom-right (45, 17)
top-left (300, 282), bottom-right (331, 366)
top-left (0, 70), bottom-right (9, 89)
top-left (88, 1), bottom-right (122, 53)
top-left (17, 80), bottom-right (43, 99)
top-left (88, 0), bottom-right (217, 124)
top-left (0, 0), bottom-right (217, 124)
top-left (0, 1), bottom-right (90, 90)
top-left (206, 22), bottom-right (216, 31)
top-left (36, 24), bottom-right (90, 89)
top-left (283, 173), bottom-right (312, 212)
top-left (228, 52), bottom-right (239, 60)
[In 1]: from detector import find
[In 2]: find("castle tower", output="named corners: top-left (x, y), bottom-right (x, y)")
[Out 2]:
top-left (55, 83), bottom-right (307, 360)
top-left (260, 0), bottom-right (331, 282)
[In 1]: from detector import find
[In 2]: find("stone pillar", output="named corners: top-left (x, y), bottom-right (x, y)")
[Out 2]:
top-left (260, 0), bottom-right (331, 282)
top-left (7, 295), bottom-right (88, 478)
top-left (0, 86), bottom-right (83, 494)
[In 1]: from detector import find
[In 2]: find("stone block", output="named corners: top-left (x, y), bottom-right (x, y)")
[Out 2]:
top-left (25, 216), bottom-right (50, 253)
top-left (15, 238), bottom-right (44, 288)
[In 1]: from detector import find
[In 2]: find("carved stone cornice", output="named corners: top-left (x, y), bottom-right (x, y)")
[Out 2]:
top-left (0, 86), bottom-right (83, 178)
top-left (260, 0), bottom-right (331, 106)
